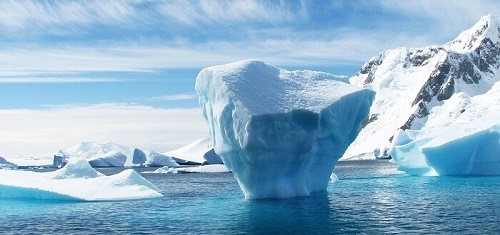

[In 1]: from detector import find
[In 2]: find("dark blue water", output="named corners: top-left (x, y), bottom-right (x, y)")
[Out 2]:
top-left (1, 160), bottom-right (499, 234)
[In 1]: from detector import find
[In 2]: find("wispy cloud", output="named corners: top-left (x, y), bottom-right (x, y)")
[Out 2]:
top-left (148, 92), bottom-right (198, 101)
top-left (157, 0), bottom-right (304, 26)
top-left (0, 104), bottom-right (208, 157)
top-left (0, 77), bottom-right (124, 83)
top-left (0, 0), bottom-right (136, 30)
top-left (1, 0), bottom-right (498, 76)
top-left (377, 0), bottom-right (500, 38)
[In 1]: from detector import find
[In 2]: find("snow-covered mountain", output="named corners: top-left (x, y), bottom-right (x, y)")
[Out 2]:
top-left (344, 14), bottom-right (500, 159)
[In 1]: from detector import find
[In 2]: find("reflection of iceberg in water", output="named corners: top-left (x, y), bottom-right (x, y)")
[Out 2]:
top-left (233, 194), bottom-right (342, 233)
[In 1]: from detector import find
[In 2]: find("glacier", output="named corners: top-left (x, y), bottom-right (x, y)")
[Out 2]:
top-left (0, 159), bottom-right (163, 201)
top-left (195, 60), bottom-right (374, 199)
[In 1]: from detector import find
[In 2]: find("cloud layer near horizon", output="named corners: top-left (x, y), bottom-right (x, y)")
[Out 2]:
top-left (0, 104), bottom-right (208, 158)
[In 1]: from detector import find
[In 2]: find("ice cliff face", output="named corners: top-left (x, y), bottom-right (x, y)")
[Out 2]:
top-left (196, 60), bottom-right (374, 199)
top-left (345, 14), bottom-right (500, 160)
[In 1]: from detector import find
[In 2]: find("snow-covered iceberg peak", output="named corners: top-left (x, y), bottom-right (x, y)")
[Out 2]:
top-left (445, 14), bottom-right (500, 53)
top-left (196, 60), bottom-right (375, 199)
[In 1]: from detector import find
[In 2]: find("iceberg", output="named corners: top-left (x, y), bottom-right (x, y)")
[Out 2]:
top-left (390, 114), bottom-right (500, 176)
top-left (166, 135), bottom-right (222, 165)
top-left (52, 150), bottom-right (68, 168)
top-left (122, 148), bottom-right (178, 167)
top-left (88, 151), bottom-right (127, 167)
top-left (0, 157), bottom-right (17, 170)
top-left (61, 142), bottom-right (179, 167)
top-left (195, 60), bottom-right (375, 199)
top-left (0, 159), bottom-right (163, 201)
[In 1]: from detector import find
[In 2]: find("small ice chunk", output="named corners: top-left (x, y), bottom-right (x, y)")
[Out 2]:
top-left (177, 164), bottom-right (230, 173)
top-left (153, 166), bottom-right (178, 174)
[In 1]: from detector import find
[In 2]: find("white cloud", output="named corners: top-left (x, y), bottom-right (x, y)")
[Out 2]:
top-left (1, 0), bottom-right (496, 78)
top-left (0, 29), bottom-right (460, 82)
top-left (0, 77), bottom-right (125, 83)
top-left (378, 0), bottom-right (500, 38)
top-left (148, 92), bottom-right (198, 101)
top-left (157, 0), bottom-right (303, 25)
top-left (0, 0), bottom-right (136, 30)
top-left (0, 104), bottom-right (208, 158)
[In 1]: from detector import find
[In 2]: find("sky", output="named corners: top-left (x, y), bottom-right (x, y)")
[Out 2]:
top-left (1, 0), bottom-right (499, 158)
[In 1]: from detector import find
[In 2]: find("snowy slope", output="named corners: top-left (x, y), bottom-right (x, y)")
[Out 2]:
top-left (344, 14), bottom-right (500, 160)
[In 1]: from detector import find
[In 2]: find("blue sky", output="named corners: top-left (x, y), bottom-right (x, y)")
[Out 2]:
top-left (1, 0), bottom-right (499, 157)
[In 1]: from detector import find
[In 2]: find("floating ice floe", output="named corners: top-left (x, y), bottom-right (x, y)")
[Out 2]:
top-left (196, 60), bottom-right (374, 199)
top-left (152, 166), bottom-right (178, 174)
top-left (0, 159), bottom-right (163, 201)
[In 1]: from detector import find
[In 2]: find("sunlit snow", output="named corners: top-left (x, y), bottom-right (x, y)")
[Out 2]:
top-left (0, 159), bottom-right (163, 201)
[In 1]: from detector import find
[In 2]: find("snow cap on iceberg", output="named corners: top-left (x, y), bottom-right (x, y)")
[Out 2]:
top-left (196, 60), bottom-right (375, 199)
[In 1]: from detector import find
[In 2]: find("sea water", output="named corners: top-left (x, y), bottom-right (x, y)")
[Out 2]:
top-left (0, 160), bottom-right (499, 234)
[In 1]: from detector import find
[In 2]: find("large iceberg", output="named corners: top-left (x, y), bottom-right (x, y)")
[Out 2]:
top-left (0, 159), bottom-right (163, 201)
top-left (195, 60), bottom-right (375, 199)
